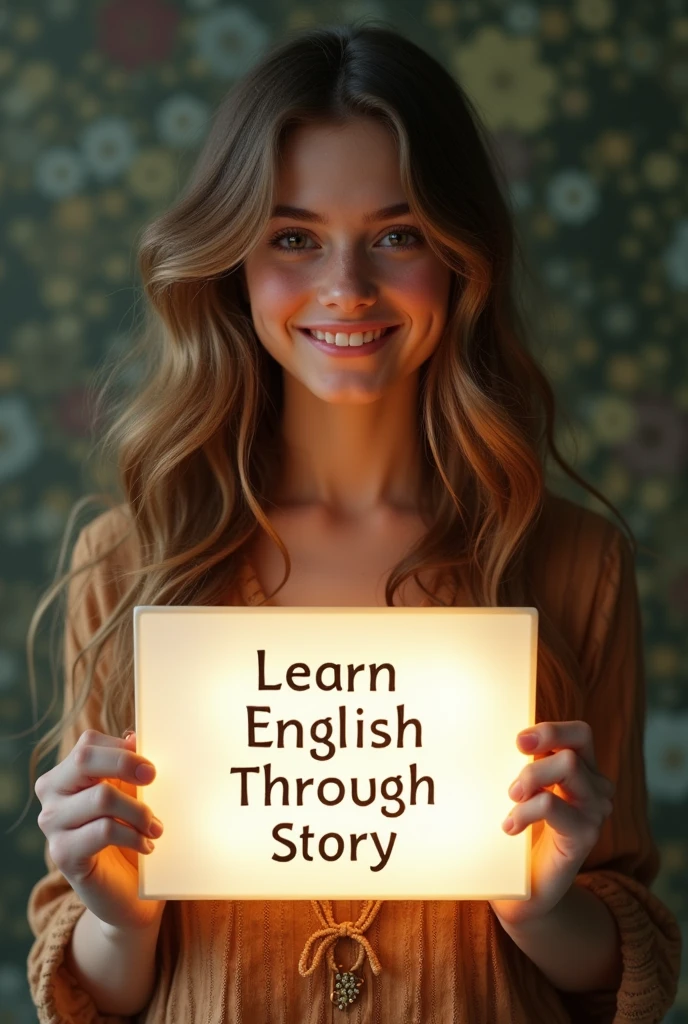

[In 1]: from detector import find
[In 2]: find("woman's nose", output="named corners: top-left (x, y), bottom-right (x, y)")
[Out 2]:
top-left (317, 258), bottom-right (377, 303)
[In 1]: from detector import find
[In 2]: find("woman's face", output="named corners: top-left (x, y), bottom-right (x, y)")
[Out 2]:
top-left (241, 117), bottom-right (454, 404)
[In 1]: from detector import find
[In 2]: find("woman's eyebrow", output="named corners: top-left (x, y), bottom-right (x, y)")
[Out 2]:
top-left (270, 202), bottom-right (411, 224)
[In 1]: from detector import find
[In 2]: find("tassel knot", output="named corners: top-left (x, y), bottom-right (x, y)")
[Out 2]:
top-left (298, 900), bottom-right (384, 979)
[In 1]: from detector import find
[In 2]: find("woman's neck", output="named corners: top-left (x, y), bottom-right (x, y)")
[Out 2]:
top-left (271, 368), bottom-right (428, 520)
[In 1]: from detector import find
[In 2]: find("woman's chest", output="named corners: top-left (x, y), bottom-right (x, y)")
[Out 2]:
top-left (245, 509), bottom-right (438, 607)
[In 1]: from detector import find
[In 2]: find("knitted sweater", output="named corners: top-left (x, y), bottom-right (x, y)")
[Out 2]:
top-left (26, 493), bottom-right (682, 1023)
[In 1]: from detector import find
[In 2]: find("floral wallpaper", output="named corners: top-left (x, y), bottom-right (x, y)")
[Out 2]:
top-left (0, 0), bottom-right (687, 1020)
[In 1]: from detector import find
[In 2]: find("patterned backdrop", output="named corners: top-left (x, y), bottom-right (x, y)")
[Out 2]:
top-left (0, 1), bottom-right (687, 1020)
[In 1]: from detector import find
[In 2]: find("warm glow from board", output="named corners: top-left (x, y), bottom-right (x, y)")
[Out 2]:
top-left (133, 606), bottom-right (537, 901)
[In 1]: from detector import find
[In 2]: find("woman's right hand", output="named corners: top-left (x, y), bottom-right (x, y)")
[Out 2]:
top-left (34, 728), bottom-right (166, 933)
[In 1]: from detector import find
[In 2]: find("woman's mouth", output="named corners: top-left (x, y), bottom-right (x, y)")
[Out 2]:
top-left (299, 324), bottom-right (400, 357)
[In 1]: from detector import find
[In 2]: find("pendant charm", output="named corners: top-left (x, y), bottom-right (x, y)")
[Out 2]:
top-left (331, 968), bottom-right (364, 1011)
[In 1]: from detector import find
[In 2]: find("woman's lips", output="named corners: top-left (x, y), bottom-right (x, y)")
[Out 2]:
top-left (299, 325), bottom-right (400, 357)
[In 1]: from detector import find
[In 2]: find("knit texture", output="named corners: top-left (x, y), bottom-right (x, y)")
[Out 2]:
top-left (26, 494), bottom-right (682, 1023)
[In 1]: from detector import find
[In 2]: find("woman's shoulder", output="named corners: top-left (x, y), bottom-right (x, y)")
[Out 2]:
top-left (70, 503), bottom-right (140, 610)
top-left (535, 489), bottom-right (630, 576)
top-left (77, 502), bottom-right (138, 561)
top-left (528, 490), bottom-right (635, 658)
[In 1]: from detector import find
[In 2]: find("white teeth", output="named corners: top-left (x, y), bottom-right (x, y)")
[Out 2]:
top-left (310, 327), bottom-right (388, 345)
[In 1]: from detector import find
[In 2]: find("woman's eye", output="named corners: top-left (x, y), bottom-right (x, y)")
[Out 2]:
top-left (268, 230), bottom-right (314, 252)
top-left (267, 226), bottom-right (424, 253)
top-left (378, 229), bottom-right (424, 249)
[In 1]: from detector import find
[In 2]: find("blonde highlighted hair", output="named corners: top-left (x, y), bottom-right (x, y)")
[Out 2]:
top-left (8, 20), bottom-right (638, 832)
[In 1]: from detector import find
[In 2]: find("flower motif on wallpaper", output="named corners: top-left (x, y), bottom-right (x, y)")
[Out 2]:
top-left (156, 94), bottom-right (211, 149)
top-left (583, 393), bottom-right (636, 446)
top-left (35, 105), bottom-right (209, 200)
top-left (96, 0), bottom-right (180, 72)
top-left (546, 169), bottom-right (601, 227)
top-left (2, 62), bottom-right (56, 119)
top-left (79, 117), bottom-right (137, 184)
top-left (34, 147), bottom-right (87, 201)
top-left (194, 6), bottom-right (270, 79)
top-left (451, 25), bottom-right (558, 134)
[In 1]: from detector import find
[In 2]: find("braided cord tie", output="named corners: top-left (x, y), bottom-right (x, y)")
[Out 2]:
top-left (298, 899), bottom-right (384, 978)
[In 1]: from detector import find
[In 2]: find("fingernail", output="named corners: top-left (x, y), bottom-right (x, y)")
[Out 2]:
top-left (502, 816), bottom-right (515, 833)
top-left (509, 780), bottom-right (524, 801)
top-left (122, 729), bottom-right (135, 740)
top-left (518, 733), bottom-right (537, 751)
top-left (136, 762), bottom-right (156, 782)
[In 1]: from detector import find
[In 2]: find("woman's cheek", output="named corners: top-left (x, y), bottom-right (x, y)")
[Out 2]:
top-left (388, 260), bottom-right (452, 309)
top-left (250, 267), bottom-right (307, 330)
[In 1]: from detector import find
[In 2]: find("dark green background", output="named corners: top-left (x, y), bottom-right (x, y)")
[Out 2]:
top-left (0, 1), bottom-right (686, 1019)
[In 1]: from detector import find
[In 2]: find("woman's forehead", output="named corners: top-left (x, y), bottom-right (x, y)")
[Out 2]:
top-left (274, 122), bottom-right (406, 220)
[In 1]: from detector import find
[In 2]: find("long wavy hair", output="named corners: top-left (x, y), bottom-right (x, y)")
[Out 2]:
top-left (9, 20), bottom-right (639, 832)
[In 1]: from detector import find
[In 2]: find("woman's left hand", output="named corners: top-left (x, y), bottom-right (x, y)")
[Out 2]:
top-left (488, 721), bottom-right (616, 929)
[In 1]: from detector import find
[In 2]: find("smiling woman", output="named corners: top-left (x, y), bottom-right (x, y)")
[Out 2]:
top-left (241, 115), bottom-right (452, 417)
top-left (20, 16), bottom-right (681, 1024)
